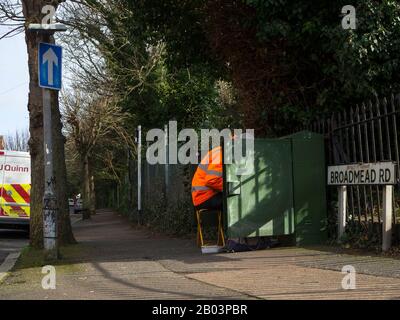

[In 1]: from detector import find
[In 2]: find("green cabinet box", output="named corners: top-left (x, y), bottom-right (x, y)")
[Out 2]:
top-left (224, 131), bottom-right (327, 245)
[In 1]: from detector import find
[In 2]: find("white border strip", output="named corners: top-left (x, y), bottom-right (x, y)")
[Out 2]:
top-left (0, 252), bottom-right (21, 283)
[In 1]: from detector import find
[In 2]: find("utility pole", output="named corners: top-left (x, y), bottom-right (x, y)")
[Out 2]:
top-left (42, 87), bottom-right (57, 258)
top-left (28, 10), bottom-right (67, 260)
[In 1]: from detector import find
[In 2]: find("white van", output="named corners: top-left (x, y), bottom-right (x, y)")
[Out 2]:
top-left (0, 150), bottom-right (30, 229)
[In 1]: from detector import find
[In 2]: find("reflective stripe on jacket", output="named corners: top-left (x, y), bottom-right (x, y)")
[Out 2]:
top-left (191, 146), bottom-right (223, 207)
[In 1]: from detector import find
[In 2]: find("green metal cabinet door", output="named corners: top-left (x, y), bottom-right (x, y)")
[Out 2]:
top-left (225, 139), bottom-right (294, 238)
top-left (288, 131), bottom-right (327, 245)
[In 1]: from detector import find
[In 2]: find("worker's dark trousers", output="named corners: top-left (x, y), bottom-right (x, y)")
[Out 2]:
top-left (195, 192), bottom-right (223, 211)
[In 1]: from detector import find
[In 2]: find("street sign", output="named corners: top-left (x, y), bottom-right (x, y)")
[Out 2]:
top-left (327, 162), bottom-right (396, 186)
top-left (38, 42), bottom-right (62, 90)
top-left (328, 161), bottom-right (397, 251)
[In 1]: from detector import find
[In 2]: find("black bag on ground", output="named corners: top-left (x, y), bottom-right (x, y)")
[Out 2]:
top-left (226, 237), bottom-right (279, 252)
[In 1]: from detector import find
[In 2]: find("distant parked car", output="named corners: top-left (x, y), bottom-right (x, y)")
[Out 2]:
top-left (68, 198), bottom-right (75, 214)
top-left (68, 197), bottom-right (83, 214)
top-left (75, 199), bottom-right (83, 212)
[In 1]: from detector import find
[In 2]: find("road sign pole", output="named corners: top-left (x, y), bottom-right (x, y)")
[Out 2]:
top-left (338, 185), bottom-right (347, 242)
top-left (29, 17), bottom-right (66, 261)
top-left (37, 42), bottom-right (62, 259)
top-left (382, 185), bottom-right (393, 251)
top-left (42, 88), bottom-right (58, 259)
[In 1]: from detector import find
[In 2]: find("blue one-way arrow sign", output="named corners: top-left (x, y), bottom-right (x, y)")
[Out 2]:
top-left (38, 43), bottom-right (62, 90)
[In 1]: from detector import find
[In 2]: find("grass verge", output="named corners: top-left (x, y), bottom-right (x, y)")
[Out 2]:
top-left (14, 243), bottom-right (87, 272)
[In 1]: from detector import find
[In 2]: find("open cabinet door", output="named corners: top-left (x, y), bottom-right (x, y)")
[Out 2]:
top-left (224, 139), bottom-right (295, 238)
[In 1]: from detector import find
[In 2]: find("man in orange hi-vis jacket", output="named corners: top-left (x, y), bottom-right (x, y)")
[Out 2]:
top-left (191, 146), bottom-right (223, 210)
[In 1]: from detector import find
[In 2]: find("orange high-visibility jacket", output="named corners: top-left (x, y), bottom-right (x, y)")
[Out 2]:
top-left (191, 146), bottom-right (223, 207)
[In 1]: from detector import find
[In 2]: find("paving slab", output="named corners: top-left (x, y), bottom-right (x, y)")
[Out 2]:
top-left (1, 209), bottom-right (400, 300)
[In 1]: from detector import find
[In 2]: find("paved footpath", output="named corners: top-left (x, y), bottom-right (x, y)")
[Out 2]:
top-left (1, 209), bottom-right (400, 300)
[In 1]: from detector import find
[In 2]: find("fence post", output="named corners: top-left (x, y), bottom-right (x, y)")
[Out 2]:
top-left (382, 185), bottom-right (393, 251)
top-left (338, 185), bottom-right (347, 242)
top-left (164, 124), bottom-right (169, 200)
top-left (146, 141), bottom-right (150, 202)
top-left (137, 126), bottom-right (142, 223)
top-left (116, 184), bottom-right (120, 208)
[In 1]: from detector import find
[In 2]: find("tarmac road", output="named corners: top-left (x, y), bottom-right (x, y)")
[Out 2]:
top-left (0, 229), bottom-right (29, 268)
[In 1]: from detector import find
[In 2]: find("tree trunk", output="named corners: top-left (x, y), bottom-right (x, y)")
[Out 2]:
top-left (89, 174), bottom-right (96, 215)
top-left (81, 154), bottom-right (91, 219)
top-left (52, 90), bottom-right (76, 244)
top-left (22, 0), bottom-right (75, 247)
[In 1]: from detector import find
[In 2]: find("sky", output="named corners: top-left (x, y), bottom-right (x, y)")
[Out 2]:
top-left (0, 27), bottom-right (29, 137)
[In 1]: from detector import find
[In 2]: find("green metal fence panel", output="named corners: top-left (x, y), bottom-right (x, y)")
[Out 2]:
top-left (225, 139), bottom-right (294, 238)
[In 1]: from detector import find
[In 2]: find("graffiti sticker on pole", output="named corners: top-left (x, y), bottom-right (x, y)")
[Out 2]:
top-left (327, 162), bottom-right (396, 186)
top-left (38, 43), bottom-right (62, 91)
